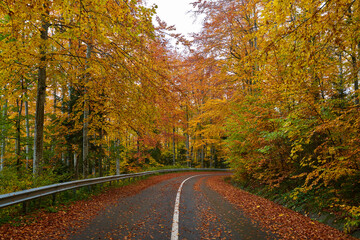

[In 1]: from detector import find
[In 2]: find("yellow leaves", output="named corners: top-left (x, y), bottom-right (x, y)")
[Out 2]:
top-left (348, 206), bottom-right (360, 218)
top-left (272, 0), bottom-right (291, 24)
top-left (290, 141), bottom-right (303, 160)
top-left (188, 98), bottom-right (229, 150)
top-left (328, 147), bottom-right (336, 155)
top-left (289, 190), bottom-right (299, 200)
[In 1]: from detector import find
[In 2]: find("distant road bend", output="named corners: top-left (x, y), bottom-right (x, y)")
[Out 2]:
top-left (69, 172), bottom-right (275, 240)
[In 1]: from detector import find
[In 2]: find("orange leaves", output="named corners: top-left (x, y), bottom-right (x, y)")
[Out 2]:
top-left (208, 176), bottom-right (356, 239)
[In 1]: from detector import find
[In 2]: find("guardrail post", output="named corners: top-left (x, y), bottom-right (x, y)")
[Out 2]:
top-left (52, 193), bottom-right (56, 206)
top-left (37, 198), bottom-right (41, 209)
top-left (22, 201), bottom-right (28, 214)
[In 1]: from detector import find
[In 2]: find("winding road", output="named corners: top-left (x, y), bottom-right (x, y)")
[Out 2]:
top-left (69, 173), bottom-right (276, 240)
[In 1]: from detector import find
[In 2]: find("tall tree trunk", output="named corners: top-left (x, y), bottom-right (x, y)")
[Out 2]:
top-left (66, 83), bottom-right (75, 173)
top-left (210, 145), bottom-right (214, 168)
top-left (116, 139), bottom-right (120, 175)
top-left (201, 145), bottom-right (204, 168)
top-left (353, 47), bottom-right (359, 105)
top-left (136, 130), bottom-right (140, 154)
top-left (50, 83), bottom-right (57, 163)
top-left (99, 129), bottom-right (103, 177)
top-left (60, 85), bottom-right (72, 170)
top-left (16, 98), bottom-right (23, 171)
top-left (33, 13), bottom-right (49, 176)
top-left (53, 82), bottom-right (57, 113)
top-left (185, 106), bottom-right (190, 167)
top-left (67, 40), bottom-right (75, 174)
top-left (25, 100), bottom-right (30, 169)
top-left (190, 144), bottom-right (194, 168)
top-left (348, 7), bottom-right (359, 105)
top-left (172, 127), bottom-right (176, 165)
top-left (0, 100), bottom-right (8, 171)
top-left (75, 152), bottom-right (79, 179)
top-left (338, 52), bottom-right (345, 99)
top-left (185, 132), bottom-right (190, 167)
top-left (82, 102), bottom-right (89, 178)
top-left (82, 42), bottom-right (92, 178)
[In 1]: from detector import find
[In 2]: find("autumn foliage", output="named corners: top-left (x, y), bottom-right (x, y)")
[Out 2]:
top-left (0, 0), bottom-right (359, 234)
top-left (189, 0), bottom-right (360, 233)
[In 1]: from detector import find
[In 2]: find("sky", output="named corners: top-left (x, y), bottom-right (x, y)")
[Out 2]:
top-left (145, 0), bottom-right (204, 43)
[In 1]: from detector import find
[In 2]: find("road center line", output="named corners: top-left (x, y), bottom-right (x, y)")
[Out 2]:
top-left (170, 174), bottom-right (207, 240)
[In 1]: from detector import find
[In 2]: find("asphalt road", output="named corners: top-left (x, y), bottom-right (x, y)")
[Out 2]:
top-left (69, 173), bottom-right (276, 240)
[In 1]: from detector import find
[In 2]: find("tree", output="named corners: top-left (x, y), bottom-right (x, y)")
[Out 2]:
top-left (33, 4), bottom-right (49, 176)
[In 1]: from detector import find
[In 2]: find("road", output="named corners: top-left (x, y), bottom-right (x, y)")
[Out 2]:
top-left (69, 173), bottom-right (276, 240)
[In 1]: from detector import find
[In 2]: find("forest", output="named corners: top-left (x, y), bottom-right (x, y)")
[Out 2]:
top-left (0, 0), bottom-right (359, 233)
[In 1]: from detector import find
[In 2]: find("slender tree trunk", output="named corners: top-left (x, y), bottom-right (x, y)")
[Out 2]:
top-left (75, 152), bottom-right (79, 179)
top-left (67, 40), bottom-right (75, 174)
top-left (107, 137), bottom-right (111, 175)
top-left (33, 14), bottom-right (49, 176)
top-left (0, 100), bottom-right (8, 171)
top-left (67, 83), bottom-right (75, 173)
top-left (185, 106), bottom-right (190, 167)
top-left (16, 99), bottom-right (23, 171)
top-left (16, 81), bottom-right (25, 171)
top-left (172, 127), bottom-right (176, 165)
top-left (51, 84), bottom-right (57, 163)
top-left (201, 145), bottom-right (204, 168)
top-left (348, 7), bottom-right (359, 105)
top-left (136, 130), bottom-right (140, 154)
top-left (190, 145), bottom-right (194, 168)
top-left (199, 131), bottom-right (204, 168)
top-left (185, 132), bottom-right (190, 167)
top-left (53, 82), bottom-right (57, 113)
top-left (353, 48), bottom-right (359, 105)
top-left (99, 129), bottom-right (103, 177)
top-left (74, 152), bottom-right (77, 172)
top-left (338, 52), bottom-right (345, 99)
top-left (83, 42), bottom-right (92, 178)
top-left (25, 100), bottom-right (30, 169)
top-left (116, 139), bottom-right (120, 175)
top-left (82, 104), bottom-right (89, 178)
top-left (197, 150), bottom-right (201, 167)
top-left (210, 145), bottom-right (214, 168)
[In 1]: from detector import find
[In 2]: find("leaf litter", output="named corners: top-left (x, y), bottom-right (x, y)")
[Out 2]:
top-left (0, 172), bottom-right (198, 240)
top-left (207, 176), bottom-right (356, 240)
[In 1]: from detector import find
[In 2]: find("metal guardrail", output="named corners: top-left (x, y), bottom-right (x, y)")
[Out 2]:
top-left (0, 168), bottom-right (230, 209)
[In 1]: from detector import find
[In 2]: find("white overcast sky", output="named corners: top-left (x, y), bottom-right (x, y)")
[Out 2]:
top-left (145, 0), bottom-right (203, 40)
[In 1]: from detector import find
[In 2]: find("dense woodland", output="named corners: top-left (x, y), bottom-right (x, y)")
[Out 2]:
top-left (0, 0), bottom-right (359, 233)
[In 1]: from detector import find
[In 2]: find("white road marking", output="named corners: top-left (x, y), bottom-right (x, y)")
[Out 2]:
top-left (170, 174), bottom-right (206, 240)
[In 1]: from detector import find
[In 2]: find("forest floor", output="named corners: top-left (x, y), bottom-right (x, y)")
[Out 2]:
top-left (207, 175), bottom-right (357, 240)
